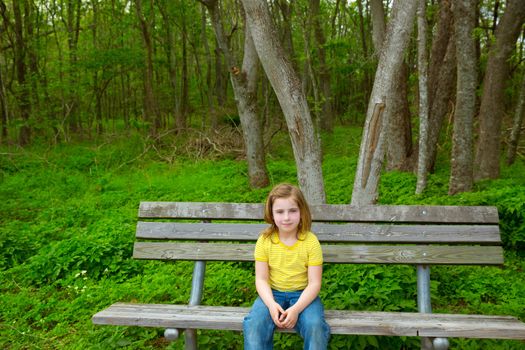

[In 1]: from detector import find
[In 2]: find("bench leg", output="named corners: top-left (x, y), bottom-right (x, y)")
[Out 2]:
top-left (417, 265), bottom-right (449, 350)
top-left (185, 330), bottom-right (198, 350)
top-left (183, 260), bottom-right (206, 350)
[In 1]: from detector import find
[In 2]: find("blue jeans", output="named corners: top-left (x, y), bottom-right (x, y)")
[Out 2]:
top-left (243, 290), bottom-right (330, 350)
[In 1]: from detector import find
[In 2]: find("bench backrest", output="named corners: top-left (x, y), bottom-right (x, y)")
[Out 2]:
top-left (134, 202), bottom-right (503, 266)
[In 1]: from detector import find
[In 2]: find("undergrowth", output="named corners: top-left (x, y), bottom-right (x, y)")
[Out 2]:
top-left (0, 126), bottom-right (524, 349)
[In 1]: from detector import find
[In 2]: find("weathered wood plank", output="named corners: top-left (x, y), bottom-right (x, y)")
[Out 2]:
top-left (136, 222), bottom-right (501, 244)
top-left (138, 202), bottom-right (499, 223)
top-left (92, 303), bottom-right (525, 340)
top-left (133, 242), bottom-right (504, 265)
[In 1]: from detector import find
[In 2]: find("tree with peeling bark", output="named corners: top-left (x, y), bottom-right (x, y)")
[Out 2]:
top-left (370, 0), bottom-right (414, 173)
top-left (199, 0), bottom-right (269, 189)
top-left (449, 0), bottom-right (477, 195)
top-left (241, 0), bottom-right (326, 204)
top-left (351, 0), bottom-right (418, 206)
top-left (475, 0), bottom-right (525, 180)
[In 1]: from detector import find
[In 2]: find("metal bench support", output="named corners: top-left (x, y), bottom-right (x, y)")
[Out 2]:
top-left (185, 260), bottom-right (206, 350)
top-left (417, 265), bottom-right (449, 350)
top-left (164, 260), bottom-right (206, 347)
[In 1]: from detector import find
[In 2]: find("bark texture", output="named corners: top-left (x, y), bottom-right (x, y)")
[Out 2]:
top-left (242, 0), bottom-right (326, 203)
top-left (507, 71), bottom-right (525, 165)
top-left (201, 0), bottom-right (269, 188)
top-left (351, 0), bottom-right (417, 205)
top-left (426, 0), bottom-right (456, 174)
top-left (449, 0), bottom-right (477, 195)
top-left (371, 0), bottom-right (414, 172)
top-left (475, 0), bottom-right (525, 180)
top-left (415, 0), bottom-right (429, 194)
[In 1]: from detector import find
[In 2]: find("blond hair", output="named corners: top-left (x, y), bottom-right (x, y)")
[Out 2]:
top-left (261, 183), bottom-right (312, 239)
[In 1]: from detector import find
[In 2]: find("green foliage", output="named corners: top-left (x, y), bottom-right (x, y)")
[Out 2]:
top-left (1, 128), bottom-right (524, 349)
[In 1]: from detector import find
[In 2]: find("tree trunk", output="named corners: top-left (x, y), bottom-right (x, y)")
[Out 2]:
top-left (370, 0), bottom-right (414, 172)
top-left (310, 0), bottom-right (333, 133)
top-left (385, 63), bottom-right (413, 171)
top-left (0, 55), bottom-right (9, 142)
top-left (92, 0), bottom-right (103, 135)
top-left (12, 0), bottom-right (31, 145)
top-left (65, 0), bottom-right (82, 134)
top-left (417, 0), bottom-right (457, 179)
top-left (370, 0), bottom-right (386, 56)
top-left (351, 0), bottom-right (417, 205)
top-left (415, 0), bottom-right (429, 194)
top-left (427, 7), bottom-right (456, 174)
top-left (507, 70), bottom-right (525, 165)
top-left (276, 0), bottom-right (296, 68)
top-left (200, 0), bottom-right (269, 189)
top-left (356, 0), bottom-right (372, 106)
top-left (134, 0), bottom-right (160, 134)
top-left (158, 0), bottom-right (181, 130)
top-left (214, 45), bottom-right (228, 108)
top-left (475, 0), bottom-right (525, 180)
top-left (201, 3), bottom-right (216, 129)
top-left (242, 0), bottom-right (326, 203)
top-left (179, 12), bottom-right (189, 130)
top-left (449, 0), bottom-right (477, 195)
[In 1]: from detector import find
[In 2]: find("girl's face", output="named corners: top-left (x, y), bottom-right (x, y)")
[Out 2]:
top-left (272, 196), bottom-right (301, 236)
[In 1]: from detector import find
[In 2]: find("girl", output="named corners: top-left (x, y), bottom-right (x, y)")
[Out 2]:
top-left (243, 183), bottom-right (330, 350)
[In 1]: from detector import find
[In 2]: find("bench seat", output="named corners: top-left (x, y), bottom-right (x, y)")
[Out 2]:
top-left (93, 303), bottom-right (525, 339)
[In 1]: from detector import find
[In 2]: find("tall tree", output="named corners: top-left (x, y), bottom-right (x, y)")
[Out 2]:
top-left (310, 0), bottom-right (333, 132)
top-left (242, 0), bottom-right (326, 203)
top-left (157, 0), bottom-right (181, 129)
top-left (449, 0), bottom-right (477, 195)
top-left (415, 0), bottom-right (429, 194)
top-left (0, 55), bottom-right (8, 142)
top-left (200, 0), bottom-right (269, 188)
top-left (134, 0), bottom-right (161, 133)
top-left (200, 3), bottom-right (216, 129)
top-left (0, 0), bottom-right (11, 142)
top-left (12, 0), bottom-right (31, 145)
top-left (424, 0), bottom-right (456, 175)
top-left (64, 0), bottom-right (82, 133)
top-left (507, 70), bottom-right (525, 165)
top-left (91, 0), bottom-right (103, 135)
top-left (370, 0), bottom-right (414, 172)
top-left (475, 0), bottom-right (525, 180)
top-left (351, 0), bottom-right (417, 205)
top-left (179, 5), bottom-right (189, 129)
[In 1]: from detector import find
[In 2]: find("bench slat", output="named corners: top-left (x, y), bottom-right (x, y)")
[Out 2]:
top-left (92, 303), bottom-right (525, 340)
top-left (136, 222), bottom-right (502, 244)
top-left (139, 202), bottom-right (499, 223)
top-left (133, 242), bottom-right (504, 265)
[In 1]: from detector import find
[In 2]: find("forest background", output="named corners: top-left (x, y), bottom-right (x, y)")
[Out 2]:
top-left (1, 0), bottom-right (525, 349)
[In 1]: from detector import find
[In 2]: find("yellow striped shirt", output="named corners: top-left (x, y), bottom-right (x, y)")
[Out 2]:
top-left (254, 231), bottom-right (323, 291)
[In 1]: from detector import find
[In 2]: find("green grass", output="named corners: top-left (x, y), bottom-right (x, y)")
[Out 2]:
top-left (1, 126), bottom-right (524, 349)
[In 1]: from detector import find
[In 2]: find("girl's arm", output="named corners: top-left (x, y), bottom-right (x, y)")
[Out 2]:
top-left (279, 265), bottom-right (322, 329)
top-left (255, 260), bottom-right (285, 328)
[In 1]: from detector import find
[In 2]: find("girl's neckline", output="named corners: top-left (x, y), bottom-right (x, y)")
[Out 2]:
top-left (272, 231), bottom-right (306, 248)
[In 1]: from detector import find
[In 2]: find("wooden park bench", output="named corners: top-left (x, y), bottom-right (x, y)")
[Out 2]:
top-left (92, 202), bottom-right (525, 349)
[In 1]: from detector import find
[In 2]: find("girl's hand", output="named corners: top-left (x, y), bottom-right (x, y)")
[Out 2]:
top-left (279, 307), bottom-right (299, 329)
top-left (269, 302), bottom-right (285, 328)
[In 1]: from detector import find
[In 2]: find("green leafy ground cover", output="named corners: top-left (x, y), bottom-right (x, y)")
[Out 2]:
top-left (1, 127), bottom-right (524, 349)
